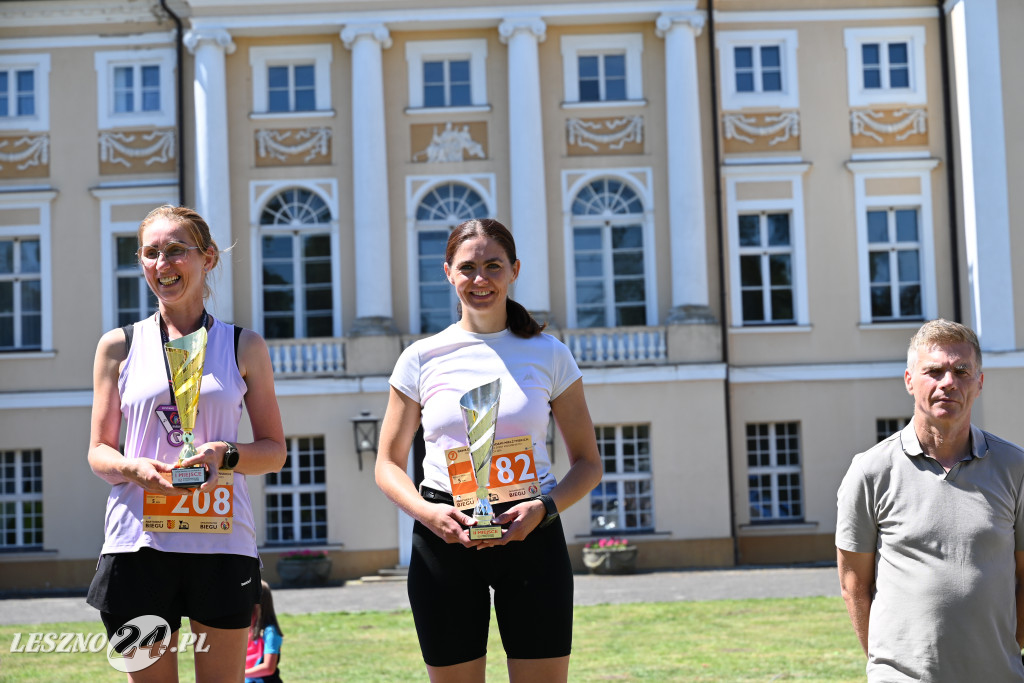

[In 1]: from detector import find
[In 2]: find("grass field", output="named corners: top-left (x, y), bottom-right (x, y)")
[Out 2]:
top-left (0, 596), bottom-right (865, 682)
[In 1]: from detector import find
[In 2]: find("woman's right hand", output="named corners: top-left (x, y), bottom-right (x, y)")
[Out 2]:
top-left (423, 504), bottom-right (479, 546)
top-left (122, 458), bottom-right (192, 496)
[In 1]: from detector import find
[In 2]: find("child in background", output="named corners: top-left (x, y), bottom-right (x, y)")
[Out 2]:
top-left (245, 580), bottom-right (284, 683)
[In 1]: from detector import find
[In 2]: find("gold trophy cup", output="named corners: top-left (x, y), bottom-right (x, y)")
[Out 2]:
top-left (165, 326), bottom-right (208, 488)
top-left (460, 379), bottom-right (503, 540)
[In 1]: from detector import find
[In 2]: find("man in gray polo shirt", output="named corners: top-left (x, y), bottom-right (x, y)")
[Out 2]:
top-left (837, 319), bottom-right (1024, 682)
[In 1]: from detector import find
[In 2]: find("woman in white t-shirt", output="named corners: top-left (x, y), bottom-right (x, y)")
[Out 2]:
top-left (376, 218), bottom-right (602, 683)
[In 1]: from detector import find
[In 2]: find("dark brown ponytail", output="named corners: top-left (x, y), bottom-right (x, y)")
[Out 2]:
top-left (446, 218), bottom-right (546, 338)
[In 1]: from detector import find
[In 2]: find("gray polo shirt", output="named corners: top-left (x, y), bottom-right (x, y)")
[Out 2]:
top-left (837, 423), bottom-right (1024, 682)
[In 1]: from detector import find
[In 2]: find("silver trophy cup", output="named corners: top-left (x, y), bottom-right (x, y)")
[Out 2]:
top-left (459, 378), bottom-right (503, 540)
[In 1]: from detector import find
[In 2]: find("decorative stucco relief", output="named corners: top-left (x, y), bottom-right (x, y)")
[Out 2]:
top-left (721, 111), bottom-right (800, 154)
top-left (850, 107), bottom-right (928, 147)
top-left (99, 129), bottom-right (176, 175)
top-left (411, 122), bottom-right (487, 163)
top-left (566, 116), bottom-right (644, 156)
top-left (255, 127), bottom-right (332, 166)
top-left (0, 135), bottom-right (49, 178)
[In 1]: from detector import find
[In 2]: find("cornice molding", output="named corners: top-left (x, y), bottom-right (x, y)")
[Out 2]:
top-left (0, 0), bottom-right (162, 28)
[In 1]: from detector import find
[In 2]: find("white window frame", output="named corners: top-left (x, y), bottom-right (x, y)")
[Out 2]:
top-left (590, 424), bottom-right (654, 533)
top-left (716, 30), bottom-right (798, 110)
top-left (561, 34), bottom-right (644, 107)
top-left (0, 191), bottom-right (54, 356)
top-left (561, 168), bottom-right (657, 328)
top-left (249, 179), bottom-right (341, 338)
top-left (405, 39), bottom-right (489, 112)
top-left (93, 185), bottom-right (177, 331)
top-left (94, 48), bottom-right (175, 129)
top-left (249, 44), bottom-right (333, 117)
top-left (0, 53), bottom-right (50, 132)
top-left (264, 435), bottom-right (327, 545)
top-left (746, 421), bottom-right (803, 523)
top-left (844, 26), bottom-right (927, 107)
top-left (0, 448), bottom-right (43, 549)
top-left (404, 173), bottom-right (497, 333)
top-left (847, 158), bottom-right (939, 325)
top-left (723, 164), bottom-right (811, 329)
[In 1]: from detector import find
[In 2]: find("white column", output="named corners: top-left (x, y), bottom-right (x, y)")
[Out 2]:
top-left (498, 18), bottom-right (550, 318)
top-left (948, 0), bottom-right (1015, 350)
top-left (184, 28), bottom-right (235, 322)
top-left (341, 24), bottom-right (396, 334)
top-left (657, 13), bottom-right (714, 324)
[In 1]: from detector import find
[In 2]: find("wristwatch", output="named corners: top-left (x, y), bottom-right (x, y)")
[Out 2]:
top-left (538, 494), bottom-right (559, 528)
top-left (221, 441), bottom-right (240, 470)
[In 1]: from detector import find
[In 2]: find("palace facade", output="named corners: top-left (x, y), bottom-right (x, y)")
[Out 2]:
top-left (1, 0), bottom-right (1021, 589)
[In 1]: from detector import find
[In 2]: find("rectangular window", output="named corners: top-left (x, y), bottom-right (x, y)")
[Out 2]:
top-left (261, 231), bottom-right (333, 339)
top-left (577, 53), bottom-right (627, 102)
top-left (574, 224), bottom-right (646, 328)
top-left (405, 40), bottom-right (488, 110)
top-left (113, 65), bottom-right (161, 114)
top-left (734, 45), bottom-right (782, 94)
top-left (267, 64), bottom-right (316, 113)
top-left (0, 449), bottom-right (43, 549)
top-left (717, 32), bottom-right (797, 111)
top-left (844, 27), bottom-right (925, 107)
top-left (590, 425), bottom-right (654, 532)
top-left (738, 212), bottom-right (794, 325)
top-left (0, 69), bottom-right (35, 118)
top-left (249, 45), bottom-right (332, 116)
top-left (94, 50), bottom-right (172, 129)
top-left (423, 59), bottom-right (471, 108)
top-left (115, 235), bottom-right (156, 327)
top-left (867, 208), bottom-right (922, 321)
top-left (0, 237), bottom-right (42, 351)
top-left (876, 417), bottom-right (911, 442)
top-left (561, 34), bottom-right (643, 105)
top-left (861, 42), bottom-right (910, 90)
top-left (265, 436), bottom-right (327, 544)
top-left (747, 422), bottom-right (803, 523)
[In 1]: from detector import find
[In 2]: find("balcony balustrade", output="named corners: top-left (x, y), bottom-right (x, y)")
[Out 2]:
top-left (563, 326), bottom-right (668, 366)
top-left (265, 325), bottom-right (671, 379)
top-left (266, 337), bottom-right (346, 377)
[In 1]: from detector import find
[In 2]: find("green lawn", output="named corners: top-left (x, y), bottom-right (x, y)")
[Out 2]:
top-left (0, 596), bottom-right (865, 682)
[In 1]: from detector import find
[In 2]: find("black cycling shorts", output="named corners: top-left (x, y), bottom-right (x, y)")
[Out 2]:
top-left (407, 489), bottom-right (574, 667)
top-left (87, 547), bottom-right (261, 638)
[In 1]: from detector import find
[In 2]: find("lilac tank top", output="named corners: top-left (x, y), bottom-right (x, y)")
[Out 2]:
top-left (100, 314), bottom-right (257, 558)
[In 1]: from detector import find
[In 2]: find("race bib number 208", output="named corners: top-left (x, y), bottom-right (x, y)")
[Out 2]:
top-left (142, 471), bottom-right (234, 533)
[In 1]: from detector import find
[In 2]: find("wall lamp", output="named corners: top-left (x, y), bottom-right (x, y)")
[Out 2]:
top-left (351, 411), bottom-right (380, 471)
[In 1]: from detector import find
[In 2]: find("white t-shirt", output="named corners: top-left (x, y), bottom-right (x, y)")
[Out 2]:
top-left (390, 324), bottom-right (582, 495)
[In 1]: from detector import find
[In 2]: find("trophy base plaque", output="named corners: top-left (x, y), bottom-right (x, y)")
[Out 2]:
top-left (171, 466), bottom-right (209, 488)
top-left (469, 523), bottom-right (503, 541)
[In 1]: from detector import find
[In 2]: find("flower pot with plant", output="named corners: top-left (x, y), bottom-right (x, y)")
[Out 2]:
top-left (582, 537), bottom-right (638, 575)
top-left (276, 549), bottom-right (332, 587)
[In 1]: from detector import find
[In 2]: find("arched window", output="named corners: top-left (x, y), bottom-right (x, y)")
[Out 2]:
top-left (571, 178), bottom-right (646, 327)
top-left (415, 182), bottom-right (489, 333)
top-left (259, 188), bottom-right (333, 339)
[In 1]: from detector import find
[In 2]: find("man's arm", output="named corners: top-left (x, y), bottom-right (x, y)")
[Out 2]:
top-left (1015, 550), bottom-right (1024, 649)
top-left (838, 547), bottom-right (876, 656)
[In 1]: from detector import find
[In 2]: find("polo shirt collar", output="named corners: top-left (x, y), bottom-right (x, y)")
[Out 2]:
top-left (899, 422), bottom-right (989, 460)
